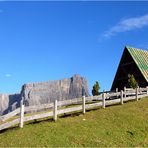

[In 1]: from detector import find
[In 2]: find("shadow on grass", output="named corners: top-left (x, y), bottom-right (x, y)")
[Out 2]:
top-left (0, 125), bottom-right (19, 134)
top-left (26, 118), bottom-right (53, 125)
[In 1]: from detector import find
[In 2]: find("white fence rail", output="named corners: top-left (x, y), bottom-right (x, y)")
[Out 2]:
top-left (0, 108), bottom-right (20, 122)
top-left (0, 86), bottom-right (147, 131)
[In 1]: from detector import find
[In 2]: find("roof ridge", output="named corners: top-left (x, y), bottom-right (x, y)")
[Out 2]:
top-left (125, 46), bottom-right (148, 53)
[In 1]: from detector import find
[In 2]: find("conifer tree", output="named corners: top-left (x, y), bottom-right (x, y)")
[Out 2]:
top-left (128, 74), bottom-right (138, 89)
top-left (92, 81), bottom-right (100, 96)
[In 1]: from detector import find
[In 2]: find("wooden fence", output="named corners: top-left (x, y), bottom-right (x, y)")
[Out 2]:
top-left (0, 86), bottom-right (148, 131)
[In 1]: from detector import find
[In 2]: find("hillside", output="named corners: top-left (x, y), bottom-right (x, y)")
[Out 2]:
top-left (0, 97), bottom-right (148, 147)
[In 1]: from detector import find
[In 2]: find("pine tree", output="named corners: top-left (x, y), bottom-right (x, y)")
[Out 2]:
top-left (128, 74), bottom-right (138, 89)
top-left (92, 81), bottom-right (100, 96)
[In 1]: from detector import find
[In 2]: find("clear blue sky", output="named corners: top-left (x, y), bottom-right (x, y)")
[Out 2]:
top-left (0, 1), bottom-right (148, 94)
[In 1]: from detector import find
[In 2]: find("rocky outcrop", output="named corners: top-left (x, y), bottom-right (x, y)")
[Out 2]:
top-left (0, 94), bottom-right (21, 115)
top-left (0, 75), bottom-right (89, 115)
top-left (21, 74), bottom-right (89, 106)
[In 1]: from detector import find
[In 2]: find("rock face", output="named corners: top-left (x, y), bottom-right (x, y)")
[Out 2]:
top-left (0, 94), bottom-right (21, 115)
top-left (0, 75), bottom-right (89, 115)
top-left (21, 74), bottom-right (89, 106)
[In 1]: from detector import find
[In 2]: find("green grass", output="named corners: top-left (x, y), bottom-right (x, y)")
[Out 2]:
top-left (0, 97), bottom-right (148, 147)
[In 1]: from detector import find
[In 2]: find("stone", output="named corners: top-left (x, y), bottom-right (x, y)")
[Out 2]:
top-left (0, 74), bottom-right (89, 115)
top-left (0, 94), bottom-right (21, 115)
top-left (21, 74), bottom-right (89, 106)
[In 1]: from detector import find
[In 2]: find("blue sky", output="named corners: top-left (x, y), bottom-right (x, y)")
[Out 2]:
top-left (0, 1), bottom-right (148, 94)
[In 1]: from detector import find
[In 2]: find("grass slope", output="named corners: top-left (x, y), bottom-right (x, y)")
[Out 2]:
top-left (0, 98), bottom-right (148, 147)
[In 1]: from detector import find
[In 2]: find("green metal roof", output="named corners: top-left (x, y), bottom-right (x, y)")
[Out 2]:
top-left (126, 46), bottom-right (148, 82)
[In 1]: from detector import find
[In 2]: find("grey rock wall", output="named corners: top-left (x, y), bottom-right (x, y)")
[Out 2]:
top-left (0, 75), bottom-right (89, 115)
top-left (0, 94), bottom-right (21, 115)
top-left (21, 74), bottom-right (89, 106)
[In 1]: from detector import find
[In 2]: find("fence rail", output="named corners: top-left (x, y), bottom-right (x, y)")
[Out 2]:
top-left (0, 86), bottom-right (148, 131)
top-left (0, 108), bottom-right (20, 122)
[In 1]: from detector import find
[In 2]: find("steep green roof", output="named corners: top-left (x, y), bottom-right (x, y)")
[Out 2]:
top-left (126, 46), bottom-right (148, 82)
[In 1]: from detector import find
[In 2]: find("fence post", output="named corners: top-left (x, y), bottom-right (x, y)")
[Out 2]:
top-left (19, 100), bottom-right (24, 128)
top-left (53, 100), bottom-right (57, 121)
top-left (146, 86), bottom-right (148, 95)
top-left (120, 90), bottom-right (123, 105)
top-left (116, 88), bottom-right (118, 92)
top-left (116, 88), bottom-right (118, 98)
top-left (82, 96), bottom-right (86, 114)
top-left (124, 87), bottom-right (126, 99)
top-left (102, 93), bottom-right (105, 109)
top-left (136, 87), bottom-right (138, 101)
top-left (138, 86), bottom-right (141, 95)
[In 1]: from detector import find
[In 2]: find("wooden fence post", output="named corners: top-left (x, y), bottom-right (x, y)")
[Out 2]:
top-left (136, 87), bottom-right (138, 101)
top-left (53, 100), bottom-right (57, 121)
top-left (82, 96), bottom-right (86, 114)
top-left (19, 100), bottom-right (24, 128)
top-left (146, 86), bottom-right (148, 95)
top-left (120, 90), bottom-right (123, 105)
top-left (124, 87), bottom-right (126, 99)
top-left (116, 88), bottom-right (118, 92)
top-left (102, 93), bottom-right (105, 109)
top-left (116, 88), bottom-right (118, 98)
top-left (138, 86), bottom-right (141, 95)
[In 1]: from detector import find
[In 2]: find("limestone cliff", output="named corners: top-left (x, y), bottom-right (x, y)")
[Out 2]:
top-left (0, 94), bottom-right (21, 115)
top-left (21, 74), bottom-right (89, 106)
top-left (0, 75), bottom-right (89, 115)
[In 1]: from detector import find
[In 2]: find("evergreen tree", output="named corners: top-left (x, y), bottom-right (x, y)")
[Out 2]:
top-left (92, 81), bottom-right (100, 96)
top-left (128, 74), bottom-right (138, 89)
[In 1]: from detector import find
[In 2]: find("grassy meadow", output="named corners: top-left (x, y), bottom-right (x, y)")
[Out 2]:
top-left (0, 97), bottom-right (147, 147)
